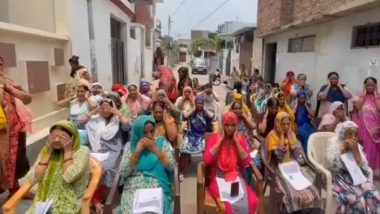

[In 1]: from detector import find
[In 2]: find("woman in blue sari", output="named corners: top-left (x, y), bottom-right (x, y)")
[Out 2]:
top-left (293, 91), bottom-right (316, 151)
top-left (119, 115), bottom-right (175, 214)
top-left (179, 95), bottom-right (214, 181)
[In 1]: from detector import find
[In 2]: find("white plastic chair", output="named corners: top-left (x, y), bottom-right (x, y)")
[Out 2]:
top-left (307, 132), bottom-right (338, 214)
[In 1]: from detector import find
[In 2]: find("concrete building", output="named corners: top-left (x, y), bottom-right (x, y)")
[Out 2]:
top-left (258, 0), bottom-right (380, 97)
top-left (0, 0), bottom-right (162, 145)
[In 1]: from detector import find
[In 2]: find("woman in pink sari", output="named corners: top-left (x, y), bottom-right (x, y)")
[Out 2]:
top-left (204, 112), bottom-right (258, 214)
top-left (353, 77), bottom-right (380, 180)
top-left (157, 66), bottom-right (178, 103)
top-left (124, 84), bottom-right (150, 120)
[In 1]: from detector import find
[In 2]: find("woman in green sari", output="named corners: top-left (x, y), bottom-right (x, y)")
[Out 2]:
top-left (24, 120), bottom-right (90, 214)
top-left (119, 115), bottom-right (175, 214)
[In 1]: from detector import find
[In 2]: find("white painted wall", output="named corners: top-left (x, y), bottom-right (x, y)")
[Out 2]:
top-left (127, 26), bottom-right (143, 85)
top-left (263, 6), bottom-right (380, 102)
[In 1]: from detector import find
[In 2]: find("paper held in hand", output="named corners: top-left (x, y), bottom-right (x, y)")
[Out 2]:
top-left (216, 177), bottom-right (245, 204)
top-left (90, 152), bottom-right (109, 162)
top-left (35, 199), bottom-right (53, 214)
top-left (279, 160), bottom-right (312, 191)
top-left (133, 188), bottom-right (164, 214)
top-left (340, 152), bottom-right (367, 186)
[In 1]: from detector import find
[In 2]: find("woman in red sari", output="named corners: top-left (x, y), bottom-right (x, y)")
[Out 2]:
top-left (0, 56), bottom-right (33, 197)
top-left (204, 112), bottom-right (258, 214)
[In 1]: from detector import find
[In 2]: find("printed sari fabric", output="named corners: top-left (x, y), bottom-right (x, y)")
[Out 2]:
top-left (264, 112), bottom-right (322, 213)
top-left (352, 93), bottom-right (380, 177)
top-left (181, 111), bottom-right (212, 154)
top-left (327, 121), bottom-right (380, 213)
top-left (0, 80), bottom-right (32, 190)
top-left (25, 120), bottom-right (90, 214)
top-left (119, 116), bottom-right (175, 214)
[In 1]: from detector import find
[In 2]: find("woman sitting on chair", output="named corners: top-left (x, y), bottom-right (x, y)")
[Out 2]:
top-left (327, 121), bottom-right (380, 213)
top-left (24, 120), bottom-right (90, 214)
top-left (179, 95), bottom-right (214, 181)
top-left (119, 115), bottom-right (175, 214)
top-left (265, 112), bottom-right (322, 213)
top-left (204, 112), bottom-right (258, 214)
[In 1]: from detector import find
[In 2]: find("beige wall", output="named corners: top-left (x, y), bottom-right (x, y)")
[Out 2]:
top-left (0, 23), bottom-right (70, 138)
top-left (252, 32), bottom-right (263, 72)
top-left (1, 0), bottom-right (56, 32)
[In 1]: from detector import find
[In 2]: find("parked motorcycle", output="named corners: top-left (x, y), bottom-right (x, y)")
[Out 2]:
top-left (210, 69), bottom-right (221, 86)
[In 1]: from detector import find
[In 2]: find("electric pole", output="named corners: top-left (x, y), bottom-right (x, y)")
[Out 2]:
top-left (168, 16), bottom-right (173, 65)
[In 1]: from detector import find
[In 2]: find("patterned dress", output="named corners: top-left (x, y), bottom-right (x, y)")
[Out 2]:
top-left (25, 147), bottom-right (90, 214)
top-left (327, 145), bottom-right (380, 213)
top-left (118, 140), bottom-right (175, 214)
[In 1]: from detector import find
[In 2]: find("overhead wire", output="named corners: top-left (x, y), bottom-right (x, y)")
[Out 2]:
top-left (193, 0), bottom-right (231, 29)
top-left (172, 0), bottom-right (188, 17)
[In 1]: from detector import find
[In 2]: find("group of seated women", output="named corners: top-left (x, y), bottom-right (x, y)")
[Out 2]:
top-left (9, 68), bottom-right (380, 214)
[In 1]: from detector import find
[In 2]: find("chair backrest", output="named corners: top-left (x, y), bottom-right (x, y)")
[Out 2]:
top-left (307, 132), bottom-right (335, 168)
top-left (82, 157), bottom-right (102, 214)
top-left (204, 133), bottom-right (214, 187)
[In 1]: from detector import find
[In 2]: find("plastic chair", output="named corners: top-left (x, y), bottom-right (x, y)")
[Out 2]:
top-left (307, 132), bottom-right (339, 214)
top-left (2, 157), bottom-right (102, 214)
top-left (197, 133), bottom-right (264, 214)
top-left (104, 162), bottom-right (181, 214)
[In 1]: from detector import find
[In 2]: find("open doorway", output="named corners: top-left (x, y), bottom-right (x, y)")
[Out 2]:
top-left (265, 43), bottom-right (277, 84)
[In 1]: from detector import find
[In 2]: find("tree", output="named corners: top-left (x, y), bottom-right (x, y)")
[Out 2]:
top-left (191, 38), bottom-right (223, 57)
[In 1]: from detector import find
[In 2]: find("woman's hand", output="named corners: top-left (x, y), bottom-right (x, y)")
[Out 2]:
top-left (233, 131), bottom-right (240, 145)
top-left (344, 138), bottom-right (359, 151)
top-left (142, 137), bottom-right (157, 151)
top-left (61, 136), bottom-right (73, 153)
top-left (46, 136), bottom-right (55, 154)
top-left (136, 141), bottom-right (145, 154)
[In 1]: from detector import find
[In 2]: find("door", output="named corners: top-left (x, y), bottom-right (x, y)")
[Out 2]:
top-left (111, 18), bottom-right (126, 85)
top-left (265, 43), bottom-right (277, 84)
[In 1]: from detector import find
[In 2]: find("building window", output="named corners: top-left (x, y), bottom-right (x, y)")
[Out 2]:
top-left (288, 35), bottom-right (315, 53)
top-left (130, 28), bottom-right (136, 39)
top-left (352, 23), bottom-right (380, 48)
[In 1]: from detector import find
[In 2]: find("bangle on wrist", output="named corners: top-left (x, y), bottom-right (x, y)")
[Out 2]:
top-left (38, 162), bottom-right (49, 166)
top-left (130, 155), bottom-right (138, 165)
top-left (63, 157), bottom-right (73, 163)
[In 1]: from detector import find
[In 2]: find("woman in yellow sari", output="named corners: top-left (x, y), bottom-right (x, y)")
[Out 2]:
top-left (274, 91), bottom-right (296, 131)
top-left (224, 93), bottom-right (252, 119)
top-left (265, 112), bottom-right (322, 213)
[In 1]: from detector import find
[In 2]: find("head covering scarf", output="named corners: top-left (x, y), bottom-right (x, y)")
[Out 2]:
top-left (91, 82), bottom-right (102, 90)
top-left (329, 101), bottom-right (344, 114)
top-left (35, 120), bottom-right (83, 212)
top-left (112, 84), bottom-right (128, 97)
top-left (327, 121), bottom-right (364, 170)
top-left (233, 93), bottom-right (252, 118)
top-left (183, 86), bottom-right (194, 101)
top-left (318, 114), bottom-right (336, 131)
top-left (268, 112), bottom-right (298, 151)
top-left (219, 112), bottom-right (240, 181)
top-left (130, 115), bottom-right (173, 213)
top-left (195, 94), bottom-right (205, 103)
top-left (282, 71), bottom-right (296, 97)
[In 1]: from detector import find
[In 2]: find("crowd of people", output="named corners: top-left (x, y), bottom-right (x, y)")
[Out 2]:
top-left (0, 53), bottom-right (380, 213)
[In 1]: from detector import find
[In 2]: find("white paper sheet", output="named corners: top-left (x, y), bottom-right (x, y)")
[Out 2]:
top-left (133, 188), bottom-right (163, 214)
top-left (250, 149), bottom-right (258, 159)
top-left (341, 152), bottom-right (367, 186)
top-left (35, 199), bottom-right (53, 214)
top-left (215, 177), bottom-right (245, 204)
top-left (279, 161), bottom-right (312, 191)
top-left (90, 152), bottom-right (109, 162)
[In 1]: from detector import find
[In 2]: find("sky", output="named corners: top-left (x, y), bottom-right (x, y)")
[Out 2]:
top-left (156, 0), bottom-right (258, 39)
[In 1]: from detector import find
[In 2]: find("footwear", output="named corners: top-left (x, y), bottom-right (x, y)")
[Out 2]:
top-left (179, 174), bottom-right (185, 182)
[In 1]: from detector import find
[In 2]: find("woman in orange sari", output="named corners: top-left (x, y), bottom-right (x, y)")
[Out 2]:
top-left (204, 112), bottom-right (258, 213)
top-left (0, 56), bottom-right (33, 197)
top-left (152, 99), bottom-right (178, 146)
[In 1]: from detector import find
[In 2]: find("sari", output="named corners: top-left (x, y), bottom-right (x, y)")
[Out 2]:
top-left (0, 80), bottom-right (33, 190)
top-left (86, 115), bottom-right (124, 187)
top-left (175, 86), bottom-right (195, 116)
top-left (352, 93), bottom-right (380, 176)
top-left (317, 84), bottom-right (347, 117)
top-left (274, 92), bottom-right (296, 131)
top-left (26, 120), bottom-right (90, 214)
top-left (295, 92), bottom-right (316, 151)
top-left (327, 121), bottom-right (380, 213)
top-left (158, 66), bottom-right (178, 102)
top-left (204, 112), bottom-right (258, 214)
top-left (225, 93), bottom-right (252, 119)
top-left (125, 89), bottom-right (151, 119)
top-left (119, 115), bottom-right (174, 214)
top-left (265, 112), bottom-right (322, 213)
